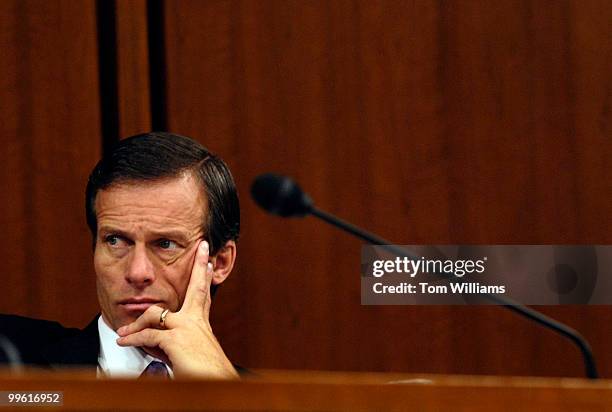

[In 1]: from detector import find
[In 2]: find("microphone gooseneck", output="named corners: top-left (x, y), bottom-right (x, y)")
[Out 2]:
top-left (250, 173), bottom-right (598, 379)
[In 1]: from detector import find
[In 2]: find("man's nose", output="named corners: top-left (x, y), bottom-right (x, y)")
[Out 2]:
top-left (125, 244), bottom-right (156, 287)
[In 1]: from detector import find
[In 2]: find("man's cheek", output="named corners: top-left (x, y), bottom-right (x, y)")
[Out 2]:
top-left (94, 246), bottom-right (114, 270)
top-left (95, 246), bottom-right (126, 272)
top-left (166, 267), bottom-right (192, 309)
top-left (95, 259), bottom-right (127, 308)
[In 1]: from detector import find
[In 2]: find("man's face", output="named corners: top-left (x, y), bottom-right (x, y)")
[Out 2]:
top-left (94, 174), bottom-right (206, 330)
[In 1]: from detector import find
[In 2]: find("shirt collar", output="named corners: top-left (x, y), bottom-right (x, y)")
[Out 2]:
top-left (97, 315), bottom-right (172, 378)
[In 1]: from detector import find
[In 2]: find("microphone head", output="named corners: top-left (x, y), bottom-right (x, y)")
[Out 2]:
top-left (251, 174), bottom-right (313, 217)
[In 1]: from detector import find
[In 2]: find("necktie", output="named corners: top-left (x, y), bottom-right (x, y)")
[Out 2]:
top-left (140, 361), bottom-right (170, 378)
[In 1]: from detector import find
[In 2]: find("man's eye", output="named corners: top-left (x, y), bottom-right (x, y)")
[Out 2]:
top-left (104, 235), bottom-right (126, 247)
top-left (158, 239), bottom-right (179, 250)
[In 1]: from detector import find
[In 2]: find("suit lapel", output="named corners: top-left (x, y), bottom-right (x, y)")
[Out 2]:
top-left (41, 316), bottom-right (100, 371)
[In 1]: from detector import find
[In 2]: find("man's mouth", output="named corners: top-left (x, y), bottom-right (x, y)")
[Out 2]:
top-left (118, 298), bottom-right (162, 312)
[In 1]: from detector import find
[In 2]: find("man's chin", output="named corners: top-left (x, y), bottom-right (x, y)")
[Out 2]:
top-left (105, 302), bottom-right (171, 330)
top-left (106, 311), bottom-right (143, 331)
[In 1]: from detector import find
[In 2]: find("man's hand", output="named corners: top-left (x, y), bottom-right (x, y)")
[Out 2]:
top-left (116, 241), bottom-right (239, 379)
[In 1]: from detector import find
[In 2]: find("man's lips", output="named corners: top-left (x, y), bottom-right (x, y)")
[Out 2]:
top-left (118, 298), bottom-right (162, 312)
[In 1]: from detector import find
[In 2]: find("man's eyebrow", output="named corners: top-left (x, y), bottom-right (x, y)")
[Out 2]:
top-left (98, 227), bottom-right (134, 239)
top-left (97, 227), bottom-right (192, 242)
top-left (149, 230), bottom-right (192, 242)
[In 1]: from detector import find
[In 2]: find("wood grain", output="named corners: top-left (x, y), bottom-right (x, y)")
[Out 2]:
top-left (1, 369), bottom-right (612, 411)
top-left (0, 0), bottom-right (609, 379)
top-left (116, 0), bottom-right (152, 137)
top-left (0, 0), bottom-right (101, 326)
top-left (161, 0), bottom-right (612, 377)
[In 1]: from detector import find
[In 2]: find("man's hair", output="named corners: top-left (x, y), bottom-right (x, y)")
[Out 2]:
top-left (85, 132), bottom-right (240, 255)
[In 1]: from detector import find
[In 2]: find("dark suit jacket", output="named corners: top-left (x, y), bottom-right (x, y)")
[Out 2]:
top-left (0, 314), bottom-right (99, 372)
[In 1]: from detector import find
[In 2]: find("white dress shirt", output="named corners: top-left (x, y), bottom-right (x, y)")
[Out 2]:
top-left (97, 315), bottom-right (173, 378)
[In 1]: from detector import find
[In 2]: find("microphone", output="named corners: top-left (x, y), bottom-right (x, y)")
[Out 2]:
top-left (251, 173), bottom-right (313, 217)
top-left (252, 174), bottom-right (405, 251)
top-left (251, 173), bottom-right (598, 379)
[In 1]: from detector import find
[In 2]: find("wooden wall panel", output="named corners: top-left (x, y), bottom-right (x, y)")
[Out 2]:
top-left (0, 0), bottom-right (102, 327)
top-left (162, 0), bottom-right (612, 378)
top-left (116, 0), bottom-right (152, 137)
top-left (4, 0), bottom-right (608, 380)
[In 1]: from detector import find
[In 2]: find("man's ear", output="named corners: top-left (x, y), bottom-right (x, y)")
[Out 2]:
top-left (210, 240), bottom-right (236, 285)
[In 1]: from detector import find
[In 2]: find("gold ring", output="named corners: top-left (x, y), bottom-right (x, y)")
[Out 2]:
top-left (159, 308), bottom-right (170, 329)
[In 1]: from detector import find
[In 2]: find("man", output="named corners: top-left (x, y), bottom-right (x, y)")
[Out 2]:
top-left (0, 132), bottom-right (241, 378)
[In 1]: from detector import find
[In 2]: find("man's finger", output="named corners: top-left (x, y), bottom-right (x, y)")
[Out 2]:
top-left (116, 328), bottom-right (164, 349)
top-left (202, 262), bottom-right (214, 318)
top-left (116, 305), bottom-right (173, 337)
top-left (181, 240), bottom-right (213, 314)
